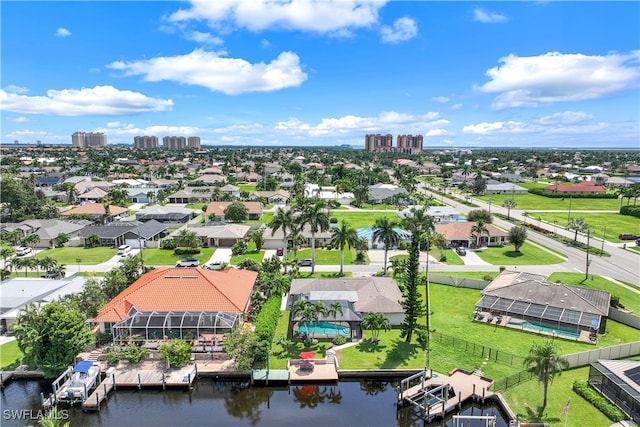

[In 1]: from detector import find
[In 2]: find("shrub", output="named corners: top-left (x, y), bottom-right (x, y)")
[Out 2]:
top-left (174, 247), bottom-right (201, 255)
top-left (96, 332), bottom-right (113, 345)
top-left (125, 346), bottom-right (150, 364)
top-left (572, 381), bottom-right (626, 422)
top-left (482, 274), bottom-right (494, 281)
top-left (332, 336), bottom-right (347, 345)
top-left (354, 251), bottom-right (366, 264)
top-left (106, 347), bottom-right (123, 365)
top-left (254, 295), bottom-right (282, 344)
top-left (160, 239), bottom-right (178, 250)
top-left (439, 254), bottom-right (447, 262)
top-left (330, 217), bottom-right (338, 224)
top-left (499, 266), bottom-right (506, 273)
top-left (620, 205), bottom-right (640, 218)
top-left (398, 241), bottom-right (408, 250)
top-left (158, 339), bottom-right (192, 368)
top-left (237, 258), bottom-right (261, 271)
top-left (232, 241), bottom-right (247, 256)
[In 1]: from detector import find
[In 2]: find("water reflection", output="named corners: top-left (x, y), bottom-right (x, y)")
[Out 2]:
top-left (1, 379), bottom-right (509, 427)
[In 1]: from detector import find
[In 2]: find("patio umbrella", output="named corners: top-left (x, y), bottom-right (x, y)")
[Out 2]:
top-left (299, 351), bottom-right (316, 359)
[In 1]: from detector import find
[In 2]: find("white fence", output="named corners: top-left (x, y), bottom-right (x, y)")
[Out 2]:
top-left (565, 341), bottom-right (640, 368)
top-left (608, 307), bottom-right (640, 330)
top-left (428, 274), bottom-right (490, 290)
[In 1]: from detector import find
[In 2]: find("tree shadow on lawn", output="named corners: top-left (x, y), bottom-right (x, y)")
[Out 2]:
top-left (501, 250), bottom-right (525, 259)
top-left (520, 405), bottom-right (560, 425)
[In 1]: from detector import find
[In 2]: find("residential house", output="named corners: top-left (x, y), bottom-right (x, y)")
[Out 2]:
top-left (135, 205), bottom-right (197, 224)
top-left (262, 223), bottom-right (333, 250)
top-left (0, 219), bottom-right (87, 248)
top-left (435, 221), bottom-right (509, 248)
top-left (61, 204), bottom-right (130, 222)
top-left (77, 187), bottom-right (109, 203)
top-left (188, 175), bottom-right (226, 186)
top-left (398, 205), bottom-right (462, 224)
top-left (219, 184), bottom-right (240, 199)
top-left (484, 181), bottom-right (528, 195)
top-left (185, 223), bottom-right (251, 247)
top-left (205, 201), bottom-right (262, 223)
top-left (304, 184), bottom-right (355, 205)
top-left (93, 267), bottom-right (258, 341)
top-left (167, 188), bottom-right (211, 204)
top-left (248, 190), bottom-right (290, 205)
top-left (544, 181), bottom-right (607, 194)
top-left (78, 220), bottom-right (167, 248)
top-left (368, 183), bottom-right (410, 204)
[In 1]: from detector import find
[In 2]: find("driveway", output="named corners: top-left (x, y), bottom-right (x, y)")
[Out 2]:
top-left (205, 248), bottom-right (232, 265)
top-left (460, 249), bottom-right (492, 266)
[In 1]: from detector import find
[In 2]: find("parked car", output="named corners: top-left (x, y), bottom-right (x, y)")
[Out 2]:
top-left (204, 261), bottom-right (223, 270)
top-left (455, 247), bottom-right (467, 256)
top-left (117, 244), bottom-right (132, 256)
top-left (297, 258), bottom-right (314, 267)
top-left (16, 247), bottom-right (32, 256)
top-left (42, 270), bottom-right (66, 279)
top-left (618, 233), bottom-right (638, 240)
top-left (176, 257), bottom-right (199, 267)
top-left (276, 247), bottom-right (284, 256)
top-left (636, 238), bottom-right (640, 246)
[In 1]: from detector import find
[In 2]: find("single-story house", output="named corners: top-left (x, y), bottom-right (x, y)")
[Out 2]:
top-left (62, 204), bottom-right (130, 222)
top-left (205, 201), bottom-right (263, 223)
top-left (588, 360), bottom-right (640, 424)
top-left (167, 188), bottom-right (211, 204)
top-left (93, 267), bottom-right (258, 341)
top-left (304, 184), bottom-right (355, 205)
top-left (398, 205), bottom-right (462, 224)
top-left (0, 219), bottom-right (87, 248)
top-left (123, 187), bottom-right (159, 204)
top-left (78, 220), bottom-right (167, 248)
top-left (605, 176), bottom-right (634, 188)
top-left (248, 190), bottom-right (290, 205)
top-left (484, 181), bottom-right (528, 195)
top-left (77, 187), bottom-right (109, 203)
top-left (544, 181), bottom-right (607, 194)
top-left (135, 205), bottom-right (197, 223)
top-left (356, 226), bottom-right (412, 249)
top-left (368, 183), bottom-right (411, 204)
top-left (435, 221), bottom-right (509, 248)
top-left (219, 184), bottom-right (240, 199)
top-left (288, 276), bottom-right (405, 339)
top-left (188, 174), bottom-right (227, 187)
top-left (476, 270), bottom-right (610, 341)
top-left (262, 223), bottom-right (334, 250)
top-left (37, 176), bottom-right (63, 187)
top-left (185, 223), bottom-right (252, 247)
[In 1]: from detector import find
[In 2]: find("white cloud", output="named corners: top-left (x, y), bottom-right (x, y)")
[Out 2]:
top-left (168, 0), bottom-right (386, 35)
top-left (425, 129), bottom-right (452, 137)
top-left (11, 117), bottom-right (30, 123)
top-left (55, 27), bottom-right (71, 37)
top-left (462, 121), bottom-right (531, 134)
top-left (534, 111), bottom-right (595, 126)
top-left (451, 103), bottom-right (463, 110)
top-left (109, 49), bottom-right (307, 95)
top-left (4, 85), bottom-right (29, 94)
top-left (381, 17), bottom-right (417, 44)
top-left (0, 85), bottom-right (174, 116)
top-left (477, 51), bottom-right (640, 109)
top-left (186, 31), bottom-right (223, 45)
top-left (472, 8), bottom-right (508, 24)
top-left (432, 96), bottom-right (449, 103)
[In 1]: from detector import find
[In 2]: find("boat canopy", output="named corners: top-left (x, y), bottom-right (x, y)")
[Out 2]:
top-left (73, 360), bottom-right (94, 373)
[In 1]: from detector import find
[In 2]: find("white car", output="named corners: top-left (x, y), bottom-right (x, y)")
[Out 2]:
top-left (176, 257), bottom-right (199, 267)
top-left (204, 261), bottom-right (223, 270)
top-left (16, 247), bottom-right (32, 256)
top-left (117, 245), bottom-right (132, 256)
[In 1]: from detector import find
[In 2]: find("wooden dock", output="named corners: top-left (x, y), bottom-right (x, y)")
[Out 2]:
top-left (110, 365), bottom-right (197, 389)
top-left (398, 369), bottom-right (493, 421)
top-left (81, 377), bottom-right (115, 411)
top-left (288, 358), bottom-right (339, 383)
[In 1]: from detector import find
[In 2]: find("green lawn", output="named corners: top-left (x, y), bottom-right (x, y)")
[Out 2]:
top-left (238, 184), bottom-right (257, 192)
top-left (359, 203), bottom-right (398, 210)
top-left (548, 272), bottom-right (640, 314)
top-left (432, 271), bottom-right (498, 281)
top-left (35, 247), bottom-right (116, 265)
top-left (527, 212), bottom-right (640, 243)
top-left (476, 192), bottom-right (621, 211)
top-left (388, 248), bottom-right (464, 266)
top-left (0, 340), bottom-right (23, 369)
top-left (474, 242), bottom-right (565, 265)
top-left (185, 203), bottom-right (207, 210)
top-left (330, 211), bottom-right (400, 229)
top-left (142, 248), bottom-right (215, 265)
top-left (230, 250), bottom-right (265, 264)
top-left (295, 272), bottom-right (353, 279)
top-left (503, 366), bottom-right (611, 427)
top-left (287, 248), bottom-right (357, 265)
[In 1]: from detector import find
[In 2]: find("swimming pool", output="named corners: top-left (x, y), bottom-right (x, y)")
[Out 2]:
top-left (297, 321), bottom-right (350, 336)
top-left (508, 319), bottom-right (580, 340)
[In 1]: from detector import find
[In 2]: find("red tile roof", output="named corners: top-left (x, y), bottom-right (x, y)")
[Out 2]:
top-left (205, 201), bottom-right (262, 216)
top-left (435, 222), bottom-right (508, 241)
top-left (62, 204), bottom-right (129, 216)
top-left (94, 267), bottom-right (257, 322)
top-left (543, 181), bottom-right (606, 193)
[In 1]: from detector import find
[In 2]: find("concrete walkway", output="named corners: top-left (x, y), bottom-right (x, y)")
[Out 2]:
top-left (205, 248), bottom-right (232, 265)
top-left (461, 249), bottom-right (492, 266)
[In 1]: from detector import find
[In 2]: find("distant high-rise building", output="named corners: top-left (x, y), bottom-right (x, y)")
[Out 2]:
top-left (72, 132), bottom-right (107, 148)
top-left (134, 136), bottom-right (159, 150)
top-left (187, 136), bottom-right (201, 149)
top-left (364, 134), bottom-right (393, 152)
top-left (396, 134), bottom-right (423, 154)
top-left (162, 136), bottom-right (187, 150)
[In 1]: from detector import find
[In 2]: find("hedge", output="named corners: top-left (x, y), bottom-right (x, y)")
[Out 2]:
top-left (254, 295), bottom-right (282, 344)
top-left (620, 205), bottom-right (640, 218)
top-left (528, 188), bottom-right (618, 199)
top-left (174, 248), bottom-right (201, 255)
top-left (572, 381), bottom-right (626, 422)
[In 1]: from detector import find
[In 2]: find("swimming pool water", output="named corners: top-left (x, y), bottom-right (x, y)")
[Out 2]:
top-left (508, 319), bottom-right (580, 339)
top-left (297, 321), bottom-right (350, 336)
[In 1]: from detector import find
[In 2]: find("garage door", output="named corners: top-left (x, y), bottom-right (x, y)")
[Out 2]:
top-left (218, 239), bottom-right (236, 247)
top-left (125, 239), bottom-right (145, 249)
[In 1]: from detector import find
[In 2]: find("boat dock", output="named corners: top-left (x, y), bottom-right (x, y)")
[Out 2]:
top-left (398, 369), bottom-right (494, 421)
top-left (81, 376), bottom-right (115, 411)
top-left (109, 365), bottom-right (197, 389)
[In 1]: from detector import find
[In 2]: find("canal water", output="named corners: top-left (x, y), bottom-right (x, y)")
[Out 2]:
top-left (1, 379), bottom-right (510, 427)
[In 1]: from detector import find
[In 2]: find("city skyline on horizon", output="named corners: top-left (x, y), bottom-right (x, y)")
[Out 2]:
top-left (1, 1), bottom-right (638, 149)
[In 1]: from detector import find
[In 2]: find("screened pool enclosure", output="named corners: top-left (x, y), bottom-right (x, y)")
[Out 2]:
top-left (111, 308), bottom-right (241, 341)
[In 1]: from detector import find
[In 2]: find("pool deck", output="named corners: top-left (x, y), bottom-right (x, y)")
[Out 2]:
top-left (475, 313), bottom-right (592, 343)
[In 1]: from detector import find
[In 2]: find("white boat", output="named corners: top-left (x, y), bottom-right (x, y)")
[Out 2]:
top-left (55, 360), bottom-right (102, 402)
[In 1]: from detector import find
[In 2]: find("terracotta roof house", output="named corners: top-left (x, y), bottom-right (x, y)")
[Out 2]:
top-left (435, 221), bottom-right (508, 248)
top-left (62, 204), bottom-right (130, 222)
top-left (476, 270), bottom-right (610, 342)
top-left (544, 181), bottom-right (607, 194)
top-left (94, 267), bottom-right (258, 341)
top-left (205, 201), bottom-right (262, 222)
top-left (77, 187), bottom-right (109, 202)
top-left (288, 276), bottom-right (405, 339)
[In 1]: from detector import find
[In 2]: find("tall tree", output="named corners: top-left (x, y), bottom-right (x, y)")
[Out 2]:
top-left (223, 201), bottom-right (249, 222)
top-left (372, 217), bottom-right (401, 275)
top-left (175, 229), bottom-right (201, 249)
top-left (471, 219), bottom-right (490, 248)
top-left (249, 229), bottom-right (265, 251)
top-left (361, 312), bottom-right (390, 344)
top-left (508, 225), bottom-right (528, 253)
top-left (502, 200), bottom-right (517, 220)
top-left (330, 221), bottom-right (358, 275)
top-left (268, 207), bottom-right (295, 273)
top-left (21, 233), bottom-right (40, 251)
top-left (85, 233), bottom-right (100, 248)
top-left (523, 340), bottom-right (569, 409)
top-left (0, 247), bottom-right (15, 267)
top-left (567, 217), bottom-right (589, 243)
top-left (300, 199), bottom-right (331, 274)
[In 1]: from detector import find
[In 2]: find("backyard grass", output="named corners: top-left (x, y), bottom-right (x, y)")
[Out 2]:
top-left (0, 340), bottom-right (23, 369)
top-left (476, 192), bottom-right (621, 211)
top-left (35, 247), bottom-right (116, 265)
top-left (547, 272), bottom-right (640, 314)
top-left (330, 211), bottom-right (401, 229)
top-left (287, 248), bottom-right (356, 265)
top-left (238, 184), bottom-right (257, 192)
top-left (474, 242), bottom-right (565, 265)
top-left (503, 366), bottom-right (610, 427)
top-left (431, 271), bottom-right (498, 281)
top-left (526, 212), bottom-right (640, 243)
top-left (142, 248), bottom-right (215, 265)
top-left (269, 310), bottom-right (331, 370)
top-left (185, 203), bottom-right (207, 210)
top-left (359, 203), bottom-right (399, 210)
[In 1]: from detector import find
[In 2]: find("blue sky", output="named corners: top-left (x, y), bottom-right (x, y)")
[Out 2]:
top-left (1, 1), bottom-right (639, 149)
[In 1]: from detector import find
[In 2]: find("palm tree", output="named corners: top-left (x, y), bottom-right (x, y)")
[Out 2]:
top-left (2, 230), bottom-right (22, 246)
top-left (268, 207), bottom-right (295, 273)
top-left (249, 229), bottom-right (265, 251)
top-left (175, 229), bottom-right (201, 249)
top-left (432, 233), bottom-right (447, 260)
top-left (0, 247), bottom-right (15, 267)
top-left (21, 233), bottom-right (40, 252)
top-left (38, 256), bottom-right (58, 274)
top-left (361, 312), bottom-right (390, 344)
top-left (372, 217), bottom-right (401, 274)
top-left (471, 219), bottom-right (490, 248)
top-left (8, 257), bottom-right (28, 277)
top-left (85, 233), bottom-right (100, 248)
top-left (567, 217), bottom-right (589, 243)
top-left (325, 302), bottom-right (344, 321)
top-left (330, 221), bottom-right (358, 275)
top-left (502, 199), bottom-right (517, 219)
top-left (300, 199), bottom-right (331, 274)
top-left (291, 300), bottom-right (318, 340)
top-left (523, 340), bottom-right (569, 409)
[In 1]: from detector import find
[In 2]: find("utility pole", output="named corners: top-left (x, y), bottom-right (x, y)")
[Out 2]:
top-left (425, 234), bottom-right (431, 369)
top-left (600, 226), bottom-right (606, 257)
top-left (567, 195), bottom-right (573, 223)
top-left (585, 229), bottom-right (591, 281)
